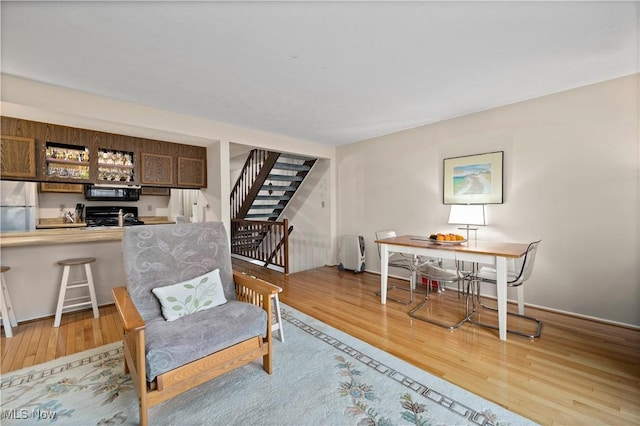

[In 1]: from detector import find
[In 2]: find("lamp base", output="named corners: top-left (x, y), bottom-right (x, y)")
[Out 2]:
top-left (457, 226), bottom-right (479, 241)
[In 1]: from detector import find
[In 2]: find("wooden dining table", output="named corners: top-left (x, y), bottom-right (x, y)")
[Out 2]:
top-left (375, 235), bottom-right (530, 340)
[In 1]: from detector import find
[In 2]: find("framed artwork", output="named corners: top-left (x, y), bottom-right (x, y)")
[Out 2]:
top-left (443, 151), bottom-right (503, 204)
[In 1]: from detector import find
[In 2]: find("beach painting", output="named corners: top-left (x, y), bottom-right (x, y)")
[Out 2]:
top-left (453, 163), bottom-right (491, 195)
top-left (443, 151), bottom-right (503, 204)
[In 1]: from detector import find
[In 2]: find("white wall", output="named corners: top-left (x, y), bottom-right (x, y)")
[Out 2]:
top-left (281, 159), bottom-right (332, 273)
top-left (337, 74), bottom-right (639, 327)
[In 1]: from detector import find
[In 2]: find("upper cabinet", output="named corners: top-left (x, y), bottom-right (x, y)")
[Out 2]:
top-left (45, 141), bottom-right (91, 181)
top-left (97, 148), bottom-right (135, 184)
top-left (0, 117), bottom-right (207, 188)
top-left (141, 152), bottom-right (173, 186)
top-left (178, 157), bottom-right (206, 187)
top-left (175, 144), bottom-right (207, 189)
top-left (0, 135), bottom-right (36, 179)
top-left (140, 139), bottom-right (207, 188)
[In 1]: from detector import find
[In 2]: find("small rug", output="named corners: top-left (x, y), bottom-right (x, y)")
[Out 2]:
top-left (0, 304), bottom-right (536, 425)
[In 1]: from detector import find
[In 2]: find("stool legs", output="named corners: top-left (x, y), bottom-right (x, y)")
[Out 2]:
top-left (0, 290), bottom-right (12, 338)
top-left (271, 293), bottom-right (284, 342)
top-left (1, 270), bottom-right (17, 327)
top-left (1, 268), bottom-right (17, 337)
top-left (85, 263), bottom-right (100, 319)
top-left (54, 262), bottom-right (99, 328)
top-left (54, 265), bottom-right (70, 328)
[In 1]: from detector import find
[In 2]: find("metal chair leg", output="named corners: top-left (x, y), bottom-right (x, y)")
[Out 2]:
top-left (408, 277), bottom-right (471, 330)
top-left (375, 269), bottom-right (425, 305)
top-left (466, 280), bottom-right (543, 338)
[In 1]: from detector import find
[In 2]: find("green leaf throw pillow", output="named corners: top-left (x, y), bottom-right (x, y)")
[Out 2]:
top-left (152, 269), bottom-right (228, 321)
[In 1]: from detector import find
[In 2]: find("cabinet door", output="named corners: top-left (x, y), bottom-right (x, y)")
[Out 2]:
top-left (177, 157), bottom-right (206, 188)
top-left (39, 182), bottom-right (84, 193)
top-left (44, 141), bottom-right (91, 181)
top-left (1, 135), bottom-right (36, 178)
top-left (141, 186), bottom-right (171, 196)
top-left (96, 148), bottom-right (136, 184)
top-left (141, 153), bottom-right (174, 186)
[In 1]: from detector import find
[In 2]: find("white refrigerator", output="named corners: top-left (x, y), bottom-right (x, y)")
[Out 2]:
top-left (0, 181), bottom-right (38, 232)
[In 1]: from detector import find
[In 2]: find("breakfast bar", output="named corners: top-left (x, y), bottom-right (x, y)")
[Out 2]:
top-left (0, 215), bottom-right (175, 247)
top-left (0, 219), bottom-right (174, 322)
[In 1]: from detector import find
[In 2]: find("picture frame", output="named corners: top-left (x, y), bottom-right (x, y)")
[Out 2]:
top-left (443, 151), bottom-right (503, 204)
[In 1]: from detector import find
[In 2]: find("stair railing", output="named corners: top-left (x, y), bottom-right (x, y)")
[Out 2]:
top-left (230, 149), bottom-right (280, 220)
top-left (230, 218), bottom-right (290, 274)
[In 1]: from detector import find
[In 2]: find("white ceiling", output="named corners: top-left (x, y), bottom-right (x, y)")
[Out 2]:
top-left (1, 1), bottom-right (638, 146)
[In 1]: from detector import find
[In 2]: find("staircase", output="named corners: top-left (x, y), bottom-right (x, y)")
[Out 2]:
top-left (230, 149), bottom-right (317, 273)
top-left (231, 150), bottom-right (316, 221)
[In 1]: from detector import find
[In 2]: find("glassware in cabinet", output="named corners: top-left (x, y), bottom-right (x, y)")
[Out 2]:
top-left (97, 148), bottom-right (135, 182)
top-left (45, 142), bottom-right (90, 180)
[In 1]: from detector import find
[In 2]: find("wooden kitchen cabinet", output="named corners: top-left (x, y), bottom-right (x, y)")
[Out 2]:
top-left (140, 152), bottom-right (174, 186)
top-left (1, 135), bottom-right (37, 179)
top-left (140, 153), bottom-right (207, 188)
top-left (39, 182), bottom-right (84, 193)
top-left (175, 143), bottom-right (207, 188)
top-left (141, 186), bottom-right (171, 196)
top-left (44, 141), bottom-right (91, 181)
top-left (96, 148), bottom-right (135, 184)
top-left (178, 157), bottom-right (206, 188)
top-left (140, 142), bottom-right (207, 188)
top-left (1, 116), bottom-right (207, 188)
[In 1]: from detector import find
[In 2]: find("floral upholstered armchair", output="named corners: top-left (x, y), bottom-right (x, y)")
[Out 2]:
top-left (112, 222), bottom-right (281, 426)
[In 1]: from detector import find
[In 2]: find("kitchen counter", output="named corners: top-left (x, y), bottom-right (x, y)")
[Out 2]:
top-left (36, 221), bottom-right (88, 229)
top-left (0, 227), bottom-right (123, 247)
top-left (0, 217), bottom-right (177, 322)
top-left (0, 217), bottom-right (176, 247)
top-left (1, 236), bottom-right (124, 322)
top-left (139, 216), bottom-right (175, 225)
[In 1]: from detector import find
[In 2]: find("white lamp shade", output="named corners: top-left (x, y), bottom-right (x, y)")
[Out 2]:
top-left (448, 204), bottom-right (486, 226)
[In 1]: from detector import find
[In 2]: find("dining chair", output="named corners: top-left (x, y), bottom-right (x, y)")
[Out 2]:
top-left (374, 230), bottom-right (425, 305)
top-left (466, 239), bottom-right (542, 338)
top-left (409, 260), bottom-right (472, 330)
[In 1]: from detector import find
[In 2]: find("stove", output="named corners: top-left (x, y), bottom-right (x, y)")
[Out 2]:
top-left (85, 206), bottom-right (145, 227)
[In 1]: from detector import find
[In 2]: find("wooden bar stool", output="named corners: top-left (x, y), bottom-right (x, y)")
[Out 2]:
top-left (1, 266), bottom-right (18, 338)
top-left (271, 291), bottom-right (284, 342)
top-left (54, 257), bottom-right (99, 328)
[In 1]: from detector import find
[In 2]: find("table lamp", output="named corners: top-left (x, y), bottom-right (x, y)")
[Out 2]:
top-left (448, 204), bottom-right (486, 241)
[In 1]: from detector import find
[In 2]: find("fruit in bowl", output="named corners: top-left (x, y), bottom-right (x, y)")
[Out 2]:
top-left (429, 233), bottom-right (465, 241)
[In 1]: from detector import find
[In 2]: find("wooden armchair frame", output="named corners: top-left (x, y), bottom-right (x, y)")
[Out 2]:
top-left (112, 271), bottom-right (281, 426)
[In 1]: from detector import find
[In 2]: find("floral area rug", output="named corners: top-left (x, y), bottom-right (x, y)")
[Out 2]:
top-left (0, 304), bottom-right (537, 425)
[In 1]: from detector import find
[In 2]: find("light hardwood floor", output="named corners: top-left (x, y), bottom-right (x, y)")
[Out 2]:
top-left (2, 260), bottom-right (639, 425)
top-left (1, 305), bottom-right (122, 373)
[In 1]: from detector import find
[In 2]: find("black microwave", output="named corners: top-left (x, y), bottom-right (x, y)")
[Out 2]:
top-left (84, 184), bottom-right (141, 201)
